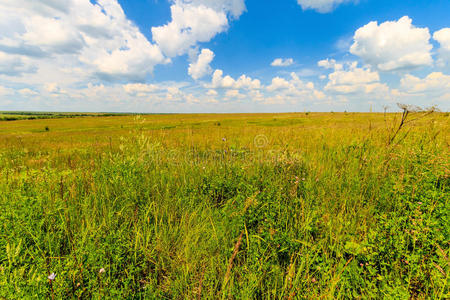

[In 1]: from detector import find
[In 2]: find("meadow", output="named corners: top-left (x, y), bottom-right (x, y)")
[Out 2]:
top-left (0, 111), bottom-right (448, 299)
top-left (0, 112), bottom-right (133, 121)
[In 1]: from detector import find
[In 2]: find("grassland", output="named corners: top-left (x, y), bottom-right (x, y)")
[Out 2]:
top-left (0, 111), bottom-right (133, 121)
top-left (0, 112), bottom-right (448, 298)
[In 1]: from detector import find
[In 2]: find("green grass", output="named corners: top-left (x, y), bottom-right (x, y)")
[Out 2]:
top-left (0, 111), bottom-right (133, 121)
top-left (0, 112), bottom-right (448, 298)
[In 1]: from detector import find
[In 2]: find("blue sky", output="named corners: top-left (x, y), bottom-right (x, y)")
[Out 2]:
top-left (0, 0), bottom-right (449, 112)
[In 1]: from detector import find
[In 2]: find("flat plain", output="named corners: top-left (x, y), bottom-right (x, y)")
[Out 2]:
top-left (0, 112), bottom-right (448, 298)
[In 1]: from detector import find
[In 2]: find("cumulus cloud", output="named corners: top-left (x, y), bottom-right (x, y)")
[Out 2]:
top-left (0, 0), bottom-right (166, 82)
top-left (296, 0), bottom-right (355, 13)
top-left (433, 28), bottom-right (450, 66)
top-left (152, 4), bottom-right (226, 57)
top-left (265, 72), bottom-right (325, 104)
top-left (77, 0), bottom-right (166, 81)
top-left (399, 72), bottom-right (450, 95)
top-left (271, 58), bottom-right (294, 67)
top-left (392, 72), bottom-right (450, 108)
top-left (225, 89), bottom-right (245, 99)
top-left (350, 16), bottom-right (433, 71)
top-left (208, 69), bottom-right (261, 90)
top-left (152, 0), bottom-right (245, 57)
top-left (188, 49), bottom-right (215, 80)
top-left (123, 83), bottom-right (160, 96)
top-left (266, 77), bottom-right (291, 91)
top-left (204, 70), bottom-right (327, 105)
top-left (166, 86), bottom-right (199, 103)
top-left (22, 15), bottom-right (85, 54)
top-left (267, 73), bottom-right (315, 92)
top-left (185, 0), bottom-right (246, 19)
top-left (318, 58), bottom-right (343, 70)
top-left (320, 60), bottom-right (390, 98)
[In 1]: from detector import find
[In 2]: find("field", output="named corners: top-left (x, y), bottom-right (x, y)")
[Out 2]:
top-left (0, 112), bottom-right (133, 121)
top-left (0, 112), bottom-right (448, 298)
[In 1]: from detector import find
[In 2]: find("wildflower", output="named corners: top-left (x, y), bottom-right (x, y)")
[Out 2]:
top-left (99, 268), bottom-right (105, 274)
top-left (48, 273), bottom-right (56, 281)
top-left (222, 138), bottom-right (226, 142)
top-left (311, 277), bottom-right (316, 283)
top-left (360, 263), bottom-right (364, 267)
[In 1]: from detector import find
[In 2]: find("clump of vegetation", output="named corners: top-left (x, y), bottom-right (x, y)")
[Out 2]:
top-left (0, 112), bottom-right (448, 298)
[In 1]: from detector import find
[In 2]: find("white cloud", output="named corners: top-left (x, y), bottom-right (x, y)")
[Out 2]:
top-left (225, 89), bottom-right (245, 99)
top-left (206, 89), bottom-right (218, 96)
top-left (165, 86), bottom-right (199, 103)
top-left (350, 16), bottom-right (433, 71)
top-left (211, 69), bottom-right (235, 88)
top-left (22, 15), bottom-right (85, 54)
top-left (267, 73), bottom-right (315, 92)
top-left (297, 0), bottom-right (355, 13)
top-left (327, 62), bottom-right (378, 86)
top-left (188, 48), bottom-right (215, 80)
top-left (234, 74), bottom-right (261, 89)
top-left (392, 72), bottom-right (450, 109)
top-left (123, 83), bottom-right (159, 96)
top-left (151, 0), bottom-right (245, 57)
top-left (205, 71), bottom-right (326, 106)
top-left (78, 0), bottom-right (166, 81)
top-left (320, 61), bottom-right (390, 98)
top-left (318, 58), bottom-right (343, 70)
top-left (208, 69), bottom-right (261, 90)
top-left (0, 52), bottom-right (36, 76)
top-left (248, 90), bottom-right (265, 102)
top-left (89, 35), bottom-right (165, 81)
top-left (271, 58), bottom-right (294, 67)
top-left (44, 82), bottom-right (65, 94)
top-left (433, 28), bottom-right (450, 66)
top-left (185, 0), bottom-right (246, 19)
top-left (18, 88), bottom-right (39, 96)
top-left (0, 0), bottom-right (167, 82)
top-left (265, 72), bottom-right (325, 104)
top-left (399, 72), bottom-right (450, 94)
top-left (266, 77), bottom-right (291, 91)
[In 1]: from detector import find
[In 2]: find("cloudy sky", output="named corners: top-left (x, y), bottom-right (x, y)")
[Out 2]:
top-left (0, 0), bottom-right (449, 112)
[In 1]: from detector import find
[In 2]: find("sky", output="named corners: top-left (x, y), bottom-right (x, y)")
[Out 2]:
top-left (0, 0), bottom-right (449, 113)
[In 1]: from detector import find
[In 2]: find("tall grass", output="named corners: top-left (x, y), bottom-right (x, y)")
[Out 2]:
top-left (0, 112), bottom-right (448, 298)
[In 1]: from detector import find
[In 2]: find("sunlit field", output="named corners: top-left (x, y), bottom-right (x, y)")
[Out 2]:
top-left (0, 112), bottom-right (448, 298)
